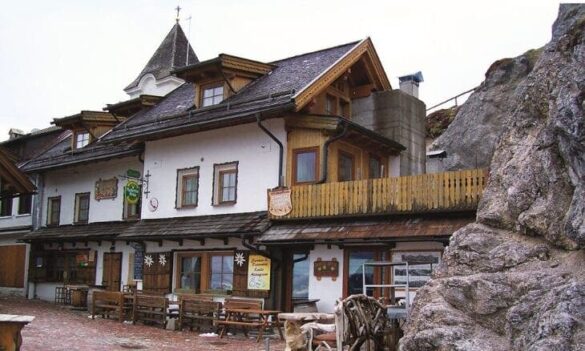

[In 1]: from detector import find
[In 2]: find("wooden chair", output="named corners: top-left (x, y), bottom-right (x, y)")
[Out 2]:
top-left (132, 294), bottom-right (168, 329)
top-left (178, 294), bottom-right (221, 332)
top-left (91, 291), bottom-right (125, 322)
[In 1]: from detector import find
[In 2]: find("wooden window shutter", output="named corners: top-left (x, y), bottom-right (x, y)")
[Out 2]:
top-left (142, 252), bottom-right (172, 294)
top-left (232, 250), bottom-right (249, 296)
top-left (232, 250), bottom-right (270, 298)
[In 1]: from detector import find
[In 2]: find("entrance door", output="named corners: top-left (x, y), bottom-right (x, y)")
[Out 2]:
top-left (102, 253), bottom-right (122, 291)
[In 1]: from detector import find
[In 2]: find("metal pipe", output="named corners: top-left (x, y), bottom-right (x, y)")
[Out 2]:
top-left (317, 121), bottom-right (348, 184)
top-left (241, 234), bottom-right (280, 263)
top-left (256, 113), bottom-right (284, 187)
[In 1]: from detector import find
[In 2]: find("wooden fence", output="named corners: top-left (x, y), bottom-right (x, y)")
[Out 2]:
top-left (271, 169), bottom-right (487, 220)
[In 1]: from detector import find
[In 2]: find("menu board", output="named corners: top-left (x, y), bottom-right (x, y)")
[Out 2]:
top-left (247, 255), bottom-right (271, 290)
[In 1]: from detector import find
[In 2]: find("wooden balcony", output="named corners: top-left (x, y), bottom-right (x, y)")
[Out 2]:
top-left (270, 169), bottom-right (487, 220)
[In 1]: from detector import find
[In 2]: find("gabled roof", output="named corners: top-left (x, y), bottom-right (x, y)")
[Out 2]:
top-left (0, 147), bottom-right (35, 196)
top-left (125, 23), bottom-right (198, 91)
top-left (52, 110), bottom-right (121, 128)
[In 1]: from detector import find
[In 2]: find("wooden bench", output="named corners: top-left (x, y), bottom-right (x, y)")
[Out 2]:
top-left (91, 291), bottom-right (125, 322)
top-left (132, 294), bottom-right (168, 329)
top-left (178, 294), bottom-right (221, 332)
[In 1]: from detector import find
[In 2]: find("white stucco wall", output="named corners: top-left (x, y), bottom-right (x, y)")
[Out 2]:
top-left (125, 74), bottom-right (186, 99)
top-left (308, 245), bottom-right (344, 313)
top-left (41, 157), bottom-right (143, 226)
top-left (142, 120), bottom-right (285, 219)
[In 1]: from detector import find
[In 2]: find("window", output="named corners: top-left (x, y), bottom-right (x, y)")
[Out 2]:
top-left (179, 254), bottom-right (202, 292)
top-left (293, 148), bottom-right (319, 184)
top-left (292, 253), bottom-right (309, 299)
top-left (345, 248), bottom-right (390, 297)
top-left (74, 193), bottom-right (90, 224)
top-left (339, 100), bottom-right (350, 118)
top-left (213, 162), bottom-right (238, 205)
top-left (201, 84), bottom-right (224, 107)
top-left (0, 182), bottom-right (13, 216)
top-left (0, 197), bottom-right (12, 217)
top-left (47, 196), bottom-right (61, 225)
top-left (176, 167), bottom-right (199, 208)
top-left (75, 131), bottom-right (90, 149)
top-left (30, 250), bottom-right (95, 284)
top-left (176, 251), bottom-right (234, 293)
top-left (18, 194), bottom-right (32, 215)
top-left (325, 94), bottom-right (336, 115)
top-left (338, 151), bottom-right (355, 181)
top-left (209, 254), bottom-right (234, 291)
top-left (369, 155), bottom-right (382, 179)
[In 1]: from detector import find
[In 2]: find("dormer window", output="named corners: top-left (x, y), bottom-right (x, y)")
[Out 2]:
top-left (201, 84), bottom-right (224, 107)
top-left (75, 131), bottom-right (90, 149)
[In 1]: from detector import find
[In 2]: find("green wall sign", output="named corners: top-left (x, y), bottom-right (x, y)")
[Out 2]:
top-left (127, 169), bottom-right (141, 178)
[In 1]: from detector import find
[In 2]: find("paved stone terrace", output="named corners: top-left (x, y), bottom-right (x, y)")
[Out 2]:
top-left (0, 295), bottom-right (285, 351)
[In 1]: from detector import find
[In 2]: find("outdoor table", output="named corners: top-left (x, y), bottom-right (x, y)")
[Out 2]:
top-left (0, 314), bottom-right (35, 351)
top-left (218, 308), bottom-right (284, 342)
top-left (278, 312), bottom-right (335, 351)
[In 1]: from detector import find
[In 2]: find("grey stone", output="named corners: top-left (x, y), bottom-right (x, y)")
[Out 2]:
top-left (401, 4), bottom-right (585, 351)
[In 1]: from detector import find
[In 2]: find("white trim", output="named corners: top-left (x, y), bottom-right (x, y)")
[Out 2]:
top-left (292, 39), bottom-right (366, 99)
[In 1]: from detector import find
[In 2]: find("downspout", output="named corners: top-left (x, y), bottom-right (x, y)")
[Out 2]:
top-left (317, 120), bottom-right (348, 184)
top-left (241, 234), bottom-right (281, 264)
top-left (256, 113), bottom-right (284, 187)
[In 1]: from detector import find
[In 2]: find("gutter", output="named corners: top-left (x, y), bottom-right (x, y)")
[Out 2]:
top-left (256, 113), bottom-right (284, 187)
top-left (317, 120), bottom-right (348, 184)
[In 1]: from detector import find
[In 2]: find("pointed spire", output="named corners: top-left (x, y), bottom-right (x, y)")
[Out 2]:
top-left (175, 6), bottom-right (181, 24)
top-left (124, 21), bottom-right (199, 93)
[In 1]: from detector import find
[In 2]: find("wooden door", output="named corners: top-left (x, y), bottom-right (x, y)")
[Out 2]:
top-left (102, 253), bottom-right (122, 291)
top-left (0, 245), bottom-right (26, 288)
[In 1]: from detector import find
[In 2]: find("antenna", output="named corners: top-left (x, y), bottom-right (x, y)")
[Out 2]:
top-left (186, 15), bottom-right (192, 66)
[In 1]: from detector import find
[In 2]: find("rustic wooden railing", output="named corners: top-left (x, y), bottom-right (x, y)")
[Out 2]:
top-left (271, 169), bottom-right (487, 220)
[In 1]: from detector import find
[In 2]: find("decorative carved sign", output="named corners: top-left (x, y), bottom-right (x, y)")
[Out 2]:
top-left (268, 188), bottom-right (292, 217)
top-left (95, 177), bottom-right (118, 201)
top-left (314, 257), bottom-right (338, 281)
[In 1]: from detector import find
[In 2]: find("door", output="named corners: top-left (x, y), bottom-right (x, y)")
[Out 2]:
top-left (283, 250), bottom-right (310, 312)
top-left (102, 253), bottom-right (122, 291)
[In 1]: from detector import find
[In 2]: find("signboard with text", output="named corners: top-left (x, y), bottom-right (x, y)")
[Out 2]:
top-left (247, 255), bottom-right (271, 290)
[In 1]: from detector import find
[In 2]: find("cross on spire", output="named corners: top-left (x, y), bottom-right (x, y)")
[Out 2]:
top-left (175, 5), bottom-right (181, 23)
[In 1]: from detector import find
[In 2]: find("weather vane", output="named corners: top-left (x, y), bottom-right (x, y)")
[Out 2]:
top-left (175, 5), bottom-right (181, 23)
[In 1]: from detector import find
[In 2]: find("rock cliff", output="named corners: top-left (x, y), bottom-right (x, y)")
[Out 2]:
top-left (401, 4), bottom-right (585, 351)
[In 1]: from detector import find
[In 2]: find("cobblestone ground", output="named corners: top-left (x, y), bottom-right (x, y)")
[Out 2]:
top-left (0, 295), bottom-right (285, 351)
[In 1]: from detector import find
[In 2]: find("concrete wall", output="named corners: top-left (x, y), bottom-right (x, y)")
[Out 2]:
top-left (352, 90), bottom-right (427, 176)
top-left (42, 157), bottom-right (143, 226)
top-left (142, 120), bottom-right (285, 219)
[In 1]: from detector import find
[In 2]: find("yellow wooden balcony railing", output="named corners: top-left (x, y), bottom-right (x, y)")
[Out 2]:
top-left (270, 169), bottom-right (488, 220)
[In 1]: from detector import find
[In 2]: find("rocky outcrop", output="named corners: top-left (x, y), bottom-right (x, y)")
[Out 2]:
top-left (430, 47), bottom-right (542, 170)
top-left (426, 106), bottom-right (460, 139)
top-left (401, 4), bottom-right (585, 351)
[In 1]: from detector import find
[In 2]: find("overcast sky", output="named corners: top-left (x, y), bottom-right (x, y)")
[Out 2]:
top-left (0, 0), bottom-right (566, 141)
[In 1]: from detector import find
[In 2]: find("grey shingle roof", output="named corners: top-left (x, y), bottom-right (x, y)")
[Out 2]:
top-left (22, 221), bottom-right (134, 241)
top-left (22, 212), bottom-right (268, 241)
top-left (118, 211), bottom-right (268, 240)
top-left (125, 24), bottom-right (199, 91)
top-left (104, 41), bottom-right (359, 142)
top-left (20, 133), bottom-right (143, 172)
top-left (226, 41), bottom-right (359, 105)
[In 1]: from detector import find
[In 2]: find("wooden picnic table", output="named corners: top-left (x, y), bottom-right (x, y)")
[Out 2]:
top-left (218, 308), bottom-right (284, 342)
top-left (0, 314), bottom-right (35, 351)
